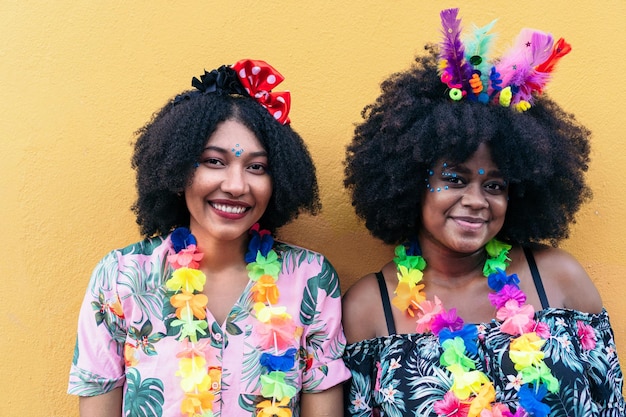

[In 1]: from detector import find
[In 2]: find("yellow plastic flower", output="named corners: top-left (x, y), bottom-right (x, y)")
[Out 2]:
top-left (256, 397), bottom-right (292, 417)
top-left (448, 364), bottom-right (490, 400)
top-left (166, 267), bottom-right (206, 292)
top-left (254, 302), bottom-right (290, 323)
top-left (391, 282), bottom-right (426, 317)
top-left (509, 332), bottom-right (545, 370)
top-left (177, 355), bottom-right (209, 392)
top-left (467, 382), bottom-right (496, 417)
top-left (252, 275), bottom-right (280, 304)
top-left (397, 265), bottom-right (424, 287)
top-left (171, 290), bottom-right (209, 320)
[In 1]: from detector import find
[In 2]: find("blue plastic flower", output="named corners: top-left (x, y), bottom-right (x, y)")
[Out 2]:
top-left (171, 227), bottom-right (196, 253)
top-left (518, 384), bottom-right (550, 417)
top-left (439, 324), bottom-right (479, 355)
top-left (260, 348), bottom-right (297, 372)
top-left (487, 269), bottom-right (519, 292)
top-left (245, 228), bottom-right (275, 263)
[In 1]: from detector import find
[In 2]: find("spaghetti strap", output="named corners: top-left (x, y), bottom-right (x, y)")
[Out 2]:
top-left (523, 247), bottom-right (550, 309)
top-left (375, 271), bottom-right (397, 335)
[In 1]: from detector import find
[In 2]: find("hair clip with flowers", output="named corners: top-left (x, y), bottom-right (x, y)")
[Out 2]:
top-left (175, 59), bottom-right (291, 124)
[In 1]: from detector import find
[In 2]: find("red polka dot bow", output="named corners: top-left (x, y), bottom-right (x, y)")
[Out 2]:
top-left (232, 59), bottom-right (291, 125)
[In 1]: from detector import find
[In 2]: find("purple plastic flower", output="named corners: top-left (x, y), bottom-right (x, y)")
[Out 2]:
top-left (489, 284), bottom-right (526, 309)
top-left (431, 308), bottom-right (464, 336)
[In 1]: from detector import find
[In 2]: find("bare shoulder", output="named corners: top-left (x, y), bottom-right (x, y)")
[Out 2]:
top-left (342, 271), bottom-right (387, 344)
top-left (531, 245), bottom-right (603, 314)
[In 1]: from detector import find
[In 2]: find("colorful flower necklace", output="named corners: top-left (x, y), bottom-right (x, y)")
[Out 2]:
top-left (165, 224), bottom-right (300, 417)
top-left (391, 239), bottom-right (559, 417)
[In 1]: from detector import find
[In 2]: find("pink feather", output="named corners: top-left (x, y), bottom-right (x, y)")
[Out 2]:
top-left (496, 29), bottom-right (555, 104)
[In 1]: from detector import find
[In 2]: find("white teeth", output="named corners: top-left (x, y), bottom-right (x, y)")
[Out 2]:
top-left (212, 203), bottom-right (247, 214)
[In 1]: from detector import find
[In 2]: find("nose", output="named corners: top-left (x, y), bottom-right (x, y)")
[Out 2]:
top-left (461, 183), bottom-right (488, 209)
top-left (220, 166), bottom-right (247, 197)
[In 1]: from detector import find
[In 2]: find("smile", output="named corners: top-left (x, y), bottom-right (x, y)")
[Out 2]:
top-left (210, 203), bottom-right (248, 214)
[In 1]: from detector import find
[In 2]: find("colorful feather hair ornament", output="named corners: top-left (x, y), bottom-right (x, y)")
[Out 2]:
top-left (436, 8), bottom-right (571, 111)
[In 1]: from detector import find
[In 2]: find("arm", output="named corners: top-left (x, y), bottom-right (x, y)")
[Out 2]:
top-left (300, 384), bottom-right (343, 417)
top-left (79, 388), bottom-right (123, 417)
top-left (342, 273), bottom-right (385, 344)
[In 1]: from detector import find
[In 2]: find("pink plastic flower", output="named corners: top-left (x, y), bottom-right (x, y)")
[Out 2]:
top-left (255, 315), bottom-right (298, 351)
top-left (577, 321), bottom-right (597, 350)
top-left (168, 244), bottom-right (203, 269)
top-left (497, 300), bottom-right (535, 336)
top-left (415, 296), bottom-right (443, 333)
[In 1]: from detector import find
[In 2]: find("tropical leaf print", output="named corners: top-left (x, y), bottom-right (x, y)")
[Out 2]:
top-left (300, 261), bottom-right (340, 325)
top-left (128, 320), bottom-right (165, 356)
top-left (68, 367), bottom-right (121, 396)
top-left (124, 368), bottom-right (164, 417)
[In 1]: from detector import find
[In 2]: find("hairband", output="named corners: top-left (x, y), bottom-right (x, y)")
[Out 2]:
top-left (184, 59), bottom-right (291, 124)
top-left (438, 8), bottom-right (571, 111)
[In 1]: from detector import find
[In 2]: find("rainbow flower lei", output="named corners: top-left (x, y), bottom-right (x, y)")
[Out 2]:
top-left (165, 224), bottom-right (299, 417)
top-left (391, 239), bottom-right (559, 417)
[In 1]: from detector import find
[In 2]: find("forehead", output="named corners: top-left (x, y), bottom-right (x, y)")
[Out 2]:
top-left (205, 119), bottom-right (265, 151)
top-left (438, 143), bottom-right (498, 170)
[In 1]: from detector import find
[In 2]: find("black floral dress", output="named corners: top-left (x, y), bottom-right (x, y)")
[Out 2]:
top-left (344, 308), bottom-right (625, 416)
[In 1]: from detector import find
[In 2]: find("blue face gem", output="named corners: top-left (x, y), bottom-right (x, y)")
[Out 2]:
top-left (478, 168), bottom-right (485, 175)
top-left (231, 144), bottom-right (244, 157)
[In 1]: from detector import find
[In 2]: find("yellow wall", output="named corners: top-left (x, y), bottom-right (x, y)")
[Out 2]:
top-left (1, 1), bottom-right (624, 415)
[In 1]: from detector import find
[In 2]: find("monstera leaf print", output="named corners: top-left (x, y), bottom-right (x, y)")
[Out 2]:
top-left (299, 260), bottom-right (341, 325)
top-left (124, 368), bottom-right (164, 417)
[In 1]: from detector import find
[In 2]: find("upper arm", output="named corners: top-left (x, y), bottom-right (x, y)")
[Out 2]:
top-left (300, 383), bottom-right (343, 417)
top-left (79, 388), bottom-right (123, 417)
top-left (534, 247), bottom-right (603, 314)
top-left (342, 273), bottom-right (385, 344)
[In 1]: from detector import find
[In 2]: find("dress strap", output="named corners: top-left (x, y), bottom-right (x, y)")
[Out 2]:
top-left (523, 247), bottom-right (550, 309)
top-left (375, 271), bottom-right (397, 335)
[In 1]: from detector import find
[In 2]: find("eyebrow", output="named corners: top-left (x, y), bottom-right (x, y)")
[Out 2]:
top-left (203, 145), bottom-right (268, 157)
top-left (445, 164), bottom-right (503, 177)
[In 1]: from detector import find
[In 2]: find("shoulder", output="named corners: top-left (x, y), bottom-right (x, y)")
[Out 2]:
top-left (529, 245), bottom-right (603, 314)
top-left (275, 241), bottom-right (336, 270)
top-left (342, 271), bottom-right (387, 344)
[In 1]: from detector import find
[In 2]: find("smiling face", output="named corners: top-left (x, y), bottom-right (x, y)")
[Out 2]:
top-left (420, 143), bottom-right (508, 255)
top-left (185, 119), bottom-right (272, 245)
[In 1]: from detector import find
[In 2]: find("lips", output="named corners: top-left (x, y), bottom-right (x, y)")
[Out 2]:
top-left (211, 202), bottom-right (248, 214)
top-left (452, 216), bottom-right (487, 230)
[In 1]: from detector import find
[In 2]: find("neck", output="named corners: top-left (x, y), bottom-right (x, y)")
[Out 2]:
top-left (191, 231), bottom-right (249, 274)
top-left (417, 234), bottom-right (487, 286)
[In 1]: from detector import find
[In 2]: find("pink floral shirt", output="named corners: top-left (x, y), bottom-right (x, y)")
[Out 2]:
top-left (68, 234), bottom-right (350, 416)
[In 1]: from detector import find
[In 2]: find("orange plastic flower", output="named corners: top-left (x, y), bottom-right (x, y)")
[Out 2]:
top-left (171, 290), bottom-right (209, 320)
top-left (392, 282), bottom-right (426, 317)
top-left (252, 275), bottom-right (280, 304)
top-left (256, 397), bottom-right (292, 417)
top-left (180, 390), bottom-right (214, 415)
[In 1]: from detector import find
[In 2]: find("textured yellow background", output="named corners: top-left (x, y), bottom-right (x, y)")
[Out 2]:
top-left (1, 1), bottom-right (624, 415)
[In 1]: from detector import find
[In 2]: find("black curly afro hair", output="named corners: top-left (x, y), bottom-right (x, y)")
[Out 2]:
top-left (344, 44), bottom-right (592, 246)
top-left (132, 90), bottom-right (320, 237)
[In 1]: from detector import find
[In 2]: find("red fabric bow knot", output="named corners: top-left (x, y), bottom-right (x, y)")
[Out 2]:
top-left (232, 59), bottom-right (291, 125)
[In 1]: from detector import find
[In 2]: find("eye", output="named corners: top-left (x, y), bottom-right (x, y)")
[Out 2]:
top-left (484, 181), bottom-right (507, 193)
top-left (248, 163), bottom-right (268, 174)
top-left (441, 172), bottom-right (465, 186)
top-left (202, 157), bottom-right (224, 167)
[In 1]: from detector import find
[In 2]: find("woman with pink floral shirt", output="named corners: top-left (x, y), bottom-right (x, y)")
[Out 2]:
top-left (68, 59), bottom-right (350, 417)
